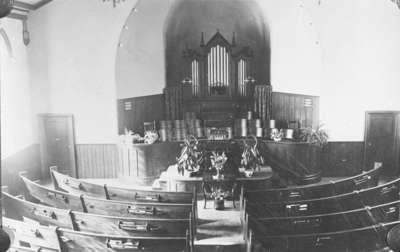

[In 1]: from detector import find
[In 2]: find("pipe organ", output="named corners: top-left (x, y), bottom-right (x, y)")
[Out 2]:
top-left (191, 59), bottom-right (200, 97)
top-left (237, 59), bottom-right (247, 97)
top-left (165, 31), bottom-right (272, 126)
top-left (207, 45), bottom-right (230, 95)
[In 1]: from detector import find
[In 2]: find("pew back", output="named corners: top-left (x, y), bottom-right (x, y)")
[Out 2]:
top-left (244, 164), bottom-right (382, 203)
top-left (3, 191), bottom-right (191, 237)
top-left (50, 167), bottom-right (193, 203)
top-left (248, 200), bottom-right (400, 235)
top-left (20, 174), bottom-right (194, 219)
top-left (246, 177), bottom-right (400, 218)
top-left (247, 218), bottom-right (397, 252)
top-left (57, 228), bottom-right (191, 252)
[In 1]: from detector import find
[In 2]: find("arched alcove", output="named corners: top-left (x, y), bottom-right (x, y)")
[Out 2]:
top-left (164, 0), bottom-right (271, 88)
top-left (115, 0), bottom-right (270, 99)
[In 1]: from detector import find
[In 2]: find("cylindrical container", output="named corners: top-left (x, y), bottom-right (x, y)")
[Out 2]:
top-left (247, 111), bottom-right (253, 120)
top-left (285, 129), bottom-right (294, 139)
top-left (254, 119), bottom-right (262, 128)
top-left (234, 119), bottom-right (248, 137)
top-left (256, 128), bottom-right (263, 138)
top-left (159, 129), bottom-right (167, 142)
top-left (226, 127), bottom-right (233, 139)
top-left (269, 120), bottom-right (276, 129)
top-left (160, 120), bottom-right (172, 129)
top-left (214, 198), bottom-right (225, 210)
top-left (195, 127), bottom-right (203, 138)
top-left (174, 120), bottom-right (185, 129)
top-left (205, 127), bottom-right (211, 139)
top-left (194, 119), bottom-right (201, 128)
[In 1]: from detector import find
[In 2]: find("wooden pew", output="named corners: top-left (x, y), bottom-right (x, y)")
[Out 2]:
top-left (3, 191), bottom-right (192, 237)
top-left (245, 219), bottom-right (399, 252)
top-left (246, 200), bottom-right (400, 235)
top-left (243, 163), bottom-right (381, 205)
top-left (8, 246), bottom-right (41, 252)
top-left (3, 218), bottom-right (194, 252)
top-left (245, 177), bottom-right (400, 218)
top-left (3, 217), bottom-right (61, 252)
top-left (50, 166), bottom-right (194, 203)
top-left (57, 228), bottom-right (193, 252)
top-left (20, 173), bottom-right (194, 219)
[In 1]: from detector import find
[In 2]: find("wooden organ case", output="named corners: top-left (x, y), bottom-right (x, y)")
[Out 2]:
top-left (164, 31), bottom-right (272, 127)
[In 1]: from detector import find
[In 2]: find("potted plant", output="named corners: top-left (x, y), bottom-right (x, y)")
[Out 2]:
top-left (176, 135), bottom-right (203, 176)
top-left (299, 124), bottom-right (329, 147)
top-left (239, 136), bottom-right (265, 176)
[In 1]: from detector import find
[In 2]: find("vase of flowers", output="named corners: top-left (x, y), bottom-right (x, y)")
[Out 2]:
top-left (210, 151), bottom-right (228, 180)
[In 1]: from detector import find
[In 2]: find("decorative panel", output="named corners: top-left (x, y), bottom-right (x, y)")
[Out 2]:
top-left (272, 92), bottom-right (319, 129)
top-left (76, 144), bottom-right (120, 179)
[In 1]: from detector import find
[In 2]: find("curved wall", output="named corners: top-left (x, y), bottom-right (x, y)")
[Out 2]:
top-left (164, 0), bottom-right (270, 87)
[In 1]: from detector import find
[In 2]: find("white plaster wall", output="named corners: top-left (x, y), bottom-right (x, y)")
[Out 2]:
top-left (28, 0), bottom-right (138, 143)
top-left (0, 19), bottom-right (35, 158)
top-left (25, 0), bottom-right (400, 142)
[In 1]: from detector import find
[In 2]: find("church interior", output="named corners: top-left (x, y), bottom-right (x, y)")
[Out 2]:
top-left (1, 0), bottom-right (400, 251)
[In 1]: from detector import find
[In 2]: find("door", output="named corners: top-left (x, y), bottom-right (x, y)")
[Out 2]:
top-left (364, 112), bottom-right (400, 176)
top-left (38, 114), bottom-right (77, 179)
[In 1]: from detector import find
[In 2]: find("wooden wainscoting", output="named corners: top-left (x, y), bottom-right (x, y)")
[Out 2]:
top-left (321, 141), bottom-right (364, 177)
top-left (76, 144), bottom-right (120, 179)
top-left (117, 94), bottom-right (165, 135)
top-left (272, 92), bottom-right (319, 129)
top-left (75, 142), bottom-right (364, 179)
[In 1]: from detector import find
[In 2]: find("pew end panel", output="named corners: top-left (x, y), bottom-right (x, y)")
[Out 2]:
top-left (19, 174), bottom-right (86, 213)
top-left (3, 217), bottom-right (61, 252)
top-left (51, 168), bottom-right (108, 199)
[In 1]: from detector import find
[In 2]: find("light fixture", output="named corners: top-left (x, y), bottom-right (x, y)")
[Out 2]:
top-left (181, 77), bottom-right (193, 85)
top-left (0, 0), bottom-right (14, 18)
top-left (245, 76), bottom-right (256, 84)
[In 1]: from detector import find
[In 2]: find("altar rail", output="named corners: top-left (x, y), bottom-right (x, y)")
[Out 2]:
top-left (73, 141), bottom-right (364, 180)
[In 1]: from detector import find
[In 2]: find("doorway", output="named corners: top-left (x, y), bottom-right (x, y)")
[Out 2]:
top-left (363, 111), bottom-right (400, 176)
top-left (38, 114), bottom-right (77, 179)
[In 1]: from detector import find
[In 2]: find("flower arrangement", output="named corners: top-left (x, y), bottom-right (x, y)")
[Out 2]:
top-left (299, 124), bottom-right (329, 147)
top-left (239, 136), bottom-right (265, 176)
top-left (210, 151), bottom-right (228, 179)
top-left (176, 135), bottom-right (203, 176)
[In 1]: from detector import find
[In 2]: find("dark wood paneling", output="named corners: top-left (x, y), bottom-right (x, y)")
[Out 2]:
top-left (321, 141), bottom-right (364, 177)
top-left (1, 144), bottom-right (42, 194)
top-left (272, 92), bottom-right (319, 129)
top-left (76, 144), bottom-right (120, 179)
top-left (117, 94), bottom-right (165, 135)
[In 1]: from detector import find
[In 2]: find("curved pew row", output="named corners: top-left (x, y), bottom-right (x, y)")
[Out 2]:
top-left (3, 217), bottom-right (193, 252)
top-left (3, 191), bottom-right (192, 238)
top-left (244, 200), bottom-right (400, 235)
top-left (242, 163), bottom-right (381, 204)
top-left (245, 218), bottom-right (400, 252)
top-left (20, 174), bottom-right (195, 220)
top-left (244, 177), bottom-right (400, 218)
top-left (50, 167), bottom-right (193, 203)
